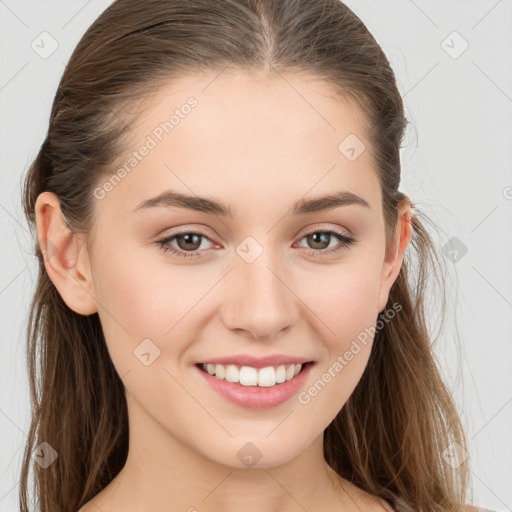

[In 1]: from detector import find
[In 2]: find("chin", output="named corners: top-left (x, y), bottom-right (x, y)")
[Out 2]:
top-left (204, 436), bottom-right (308, 470)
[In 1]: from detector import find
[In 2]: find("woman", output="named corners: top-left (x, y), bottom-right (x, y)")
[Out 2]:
top-left (20, 0), bottom-right (486, 511)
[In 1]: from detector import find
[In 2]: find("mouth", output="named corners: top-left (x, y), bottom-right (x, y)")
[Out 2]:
top-left (196, 361), bottom-right (314, 388)
top-left (194, 360), bottom-right (315, 409)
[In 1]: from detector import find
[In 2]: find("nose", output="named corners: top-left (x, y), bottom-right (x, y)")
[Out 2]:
top-left (221, 249), bottom-right (298, 340)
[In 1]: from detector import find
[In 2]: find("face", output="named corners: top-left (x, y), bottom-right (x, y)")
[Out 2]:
top-left (38, 69), bottom-right (410, 470)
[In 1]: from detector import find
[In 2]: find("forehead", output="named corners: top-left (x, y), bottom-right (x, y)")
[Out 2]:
top-left (99, 69), bottom-right (381, 219)
top-left (132, 68), bottom-right (370, 154)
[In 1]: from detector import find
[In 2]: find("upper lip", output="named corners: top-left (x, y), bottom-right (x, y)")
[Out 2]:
top-left (197, 354), bottom-right (314, 368)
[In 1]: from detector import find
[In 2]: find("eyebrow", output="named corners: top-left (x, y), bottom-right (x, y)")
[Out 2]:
top-left (132, 189), bottom-right (370, 216)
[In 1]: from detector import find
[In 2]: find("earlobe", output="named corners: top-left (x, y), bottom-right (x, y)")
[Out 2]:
top-left (35, 191), bottom-right (98, 316)
top-left (376, 201), bottom-right (413, 313)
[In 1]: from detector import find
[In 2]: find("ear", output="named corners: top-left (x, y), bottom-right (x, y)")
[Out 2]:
top-left (34, 191), bottom-right (98, 315)
top-left (376, 199), bottom-right (413, 314)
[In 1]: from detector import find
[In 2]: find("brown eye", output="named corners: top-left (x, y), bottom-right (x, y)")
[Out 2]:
top-left (157, 231), bottom-right (214, 259)
top-left (175, 233), bottom-right (203, 251)
top-left (296, 229), bottom-right (355, 257)
top-left (157, 228), bottom-right (355, 260)
top-left (305, 232), bottom-right (332, 250)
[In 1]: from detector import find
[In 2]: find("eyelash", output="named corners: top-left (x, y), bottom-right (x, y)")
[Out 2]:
top-left (156, 228), bottom-right (356, 259)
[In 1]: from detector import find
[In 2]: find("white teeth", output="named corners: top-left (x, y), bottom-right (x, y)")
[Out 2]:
top-left (239, 366), bottom-right (258, 386)
top-left (215, 364), bottom-right (225, 379)
top-left (225, 364), bottom-right (239, 383)
top-left (202, 362), bottom-right (304, 387)
top-left (275, 365), bottom-right (286, 384)
top-left (258, 366), bottom-right (276, 387)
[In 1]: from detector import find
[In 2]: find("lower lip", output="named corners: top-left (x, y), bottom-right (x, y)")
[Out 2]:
top-left (194, 363), bottom-right (314, 410)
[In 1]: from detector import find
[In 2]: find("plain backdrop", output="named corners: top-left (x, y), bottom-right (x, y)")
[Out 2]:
top-left (1, 1), bottom-right (511, 511)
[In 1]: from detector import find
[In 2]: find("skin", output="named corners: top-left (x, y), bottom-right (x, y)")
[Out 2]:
top-left (35, 69), bottom-right (411, 512)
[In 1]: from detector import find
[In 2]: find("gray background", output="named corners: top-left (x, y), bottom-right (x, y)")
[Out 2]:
top-left (1, 1), bottom-right (511, 511)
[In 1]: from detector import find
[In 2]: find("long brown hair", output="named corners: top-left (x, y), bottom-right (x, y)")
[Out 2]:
top-left (20, 1), bottom-right (469, 511)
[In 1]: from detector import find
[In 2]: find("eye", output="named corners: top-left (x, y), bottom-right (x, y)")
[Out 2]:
top-left (156, 231), bottom-right (215, 259)
top-left (295, 229), bottom-right (355, 257)
top-left (156, 228), bottom-right (356, 259)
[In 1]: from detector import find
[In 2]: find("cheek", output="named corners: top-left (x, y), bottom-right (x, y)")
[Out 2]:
top-left (92, 240), bottom-right (194, 330)
top-left (89, 243), bottom-right (167, 366)
top-left (301, 257), bottom-right (382, 344)
top-left (90, 244), bottom-right (217, 368)
top-left (293, 260), bottom-right (381, 413)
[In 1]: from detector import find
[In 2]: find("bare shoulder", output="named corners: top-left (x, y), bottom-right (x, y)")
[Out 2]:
top-left (76, 497), bottom-right (106, 512)
top-left (76, 502), bottom-right (98, 512)
top-left (335, 477), bottom-right (394, 511)
top-left (344, 491), bottom-right (492, 512)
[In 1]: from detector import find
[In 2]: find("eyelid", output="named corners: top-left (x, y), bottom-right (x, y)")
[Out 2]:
top-left (158, 223), bottom-right (353, 244)
top-left (156, 225), bottom-right (217, 242)
top-left (296, 222), bottom-right (353, 239)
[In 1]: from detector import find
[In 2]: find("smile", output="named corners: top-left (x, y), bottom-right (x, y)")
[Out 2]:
top-left (200, 362), bottom-right (305, 387)
top-left (195, 362), bottom-right (314, 409)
